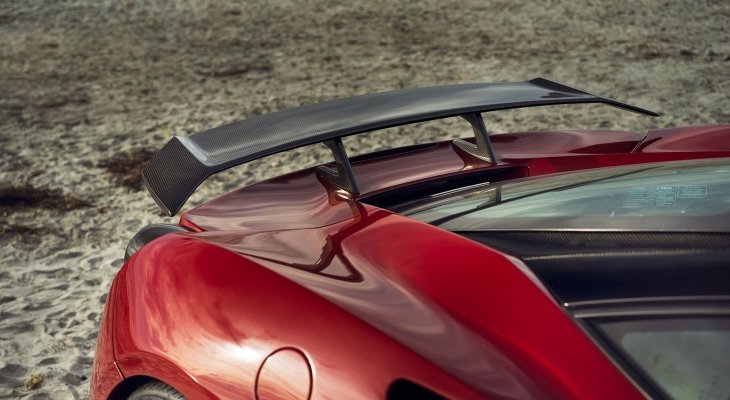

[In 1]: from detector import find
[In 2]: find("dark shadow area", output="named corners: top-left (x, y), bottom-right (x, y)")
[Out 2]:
top-left (0, 184), bottom-right (90, 211)
top-left (98, 148), bottom-right (156, 191)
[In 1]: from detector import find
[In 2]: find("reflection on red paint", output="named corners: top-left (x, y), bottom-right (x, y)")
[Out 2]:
top-left (635, 125), bottom-right (730, 153)
top-left (102, 127), bottom-right (730, 400)
top-left (256, 348), bottom-right (312, 400)
top-left (183, 130), bottom-right (650, 232)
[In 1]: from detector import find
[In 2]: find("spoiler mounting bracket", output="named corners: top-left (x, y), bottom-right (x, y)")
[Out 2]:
top-left (453, 113), bottom-right (498, 164)
top-left (316, 138), bottom-right (360, 194)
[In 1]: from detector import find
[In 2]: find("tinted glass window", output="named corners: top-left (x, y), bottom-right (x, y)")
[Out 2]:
top-left (405, 159), bottom-right (730, 231)
top-left (598, 318), bottom-right (730, 400)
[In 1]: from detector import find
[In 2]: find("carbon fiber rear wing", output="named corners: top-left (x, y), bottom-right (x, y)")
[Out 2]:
top-left (143, 78), bottom-right (658, 215)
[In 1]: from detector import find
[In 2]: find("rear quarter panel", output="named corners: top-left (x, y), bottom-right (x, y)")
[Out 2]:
top-left (90, 278), bottom-right (124, 400)
top-left (112, 235), bottom-right (485, 400)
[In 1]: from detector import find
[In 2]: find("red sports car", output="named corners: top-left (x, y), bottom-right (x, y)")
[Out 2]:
top-left (91, 79), bottom-right (730, 400)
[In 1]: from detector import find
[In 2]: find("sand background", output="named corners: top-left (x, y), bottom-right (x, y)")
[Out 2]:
top-left (0, 0), bottom-right (728, 398)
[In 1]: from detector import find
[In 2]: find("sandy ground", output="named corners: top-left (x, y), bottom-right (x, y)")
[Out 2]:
top-left (0, 0), bottom-right (728, 398)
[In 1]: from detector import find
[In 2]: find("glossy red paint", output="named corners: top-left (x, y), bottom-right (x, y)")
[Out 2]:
top-left (198, 207), bottom-right (645, 399)
top-left (181, 167), bottom-right (378, 232)
top-left (615, 124), bottom-right (730, 166)
top-left (111, 206), bottom-right (645, 399)
top-left (492, 129), bottom-right (644, 157)
top-left (112, 235), bottom-right (487, 400)
top-left (633, 124), bottom-right (730, 153)
top-left (90, 276), bottom-right (124, 400)
top-left (99, 126), bottom-right (730, 399)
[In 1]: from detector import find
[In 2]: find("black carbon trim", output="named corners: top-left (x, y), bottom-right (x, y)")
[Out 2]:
top-left (527, 251), bottom-right (730, 304)
top-left (143, 78), bottom-right (659, 215)
top-left (458, 231), bottom-right (730, 259)
top-left (124, 224), bottom-right (191, 261)
top-left (362, 166), bottom-right (526, 212)
top-left (387, 379), bottom-right (447, 400)
top-left (460, 231), bottom-right (730, 303)
top-left (530, 77), bottom-right (589, 95)
top-left (453, 113), bottom-right (497, 163)
top-left (315, 138), bottom-right (360, 193)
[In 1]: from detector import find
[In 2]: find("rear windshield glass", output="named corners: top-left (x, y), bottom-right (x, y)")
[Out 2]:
top-left (404, 158), bottom-right (730, 231)
top-left (598, 317), bottom-right (730, 400)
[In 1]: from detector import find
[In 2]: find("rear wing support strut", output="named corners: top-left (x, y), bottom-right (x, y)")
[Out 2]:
top-left (316, 114), bottom-right (498, 194)
top-left (454, 113), bottom-right (498, 164)
top-left (316, 138), bottom-right (361, 194)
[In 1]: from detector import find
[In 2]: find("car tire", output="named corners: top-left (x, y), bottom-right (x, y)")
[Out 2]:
top-left (127, 382), bottom-right (186, 400)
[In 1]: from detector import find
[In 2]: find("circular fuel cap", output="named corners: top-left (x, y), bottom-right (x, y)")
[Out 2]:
top-left (255, 348), bottom-right (312, 400)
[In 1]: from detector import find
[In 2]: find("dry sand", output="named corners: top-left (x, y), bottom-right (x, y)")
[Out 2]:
top-left (0, 0), bottom-right (728, 398)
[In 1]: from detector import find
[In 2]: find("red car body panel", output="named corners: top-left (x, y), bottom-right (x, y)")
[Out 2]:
top-left (90, 277), bottom-right (124, 399)
top-left (113, 235), bottom-right (486, 400)
top-left (634, 125), bottom-right (730, 153)
top-left (92, 125), bottom-right (730, 399)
